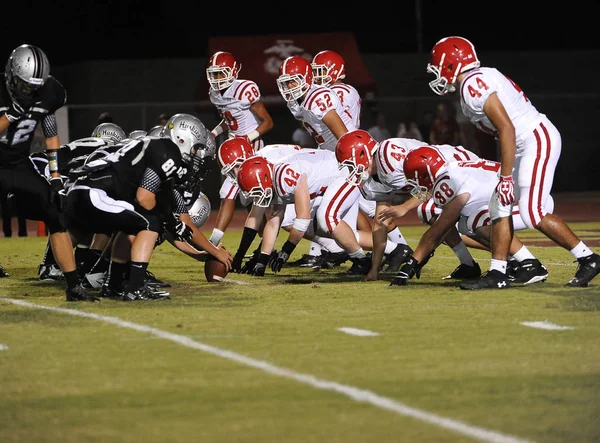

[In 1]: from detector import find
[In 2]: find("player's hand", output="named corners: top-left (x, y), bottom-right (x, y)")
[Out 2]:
top-left (377, 205), bottom-right (408, 224)
top-left (6, 102), bottom-right (26, 122)
top-left (231, 253), bottom-right (244, 273)
top-left (495, 175), bottom-right (515, 206)
top-left (363, 269), bottom-right (379, 282)
top-left (270, 250), bottom-right (290, 273)
top-left (49, 177), bottom-right (65, 210)
top-left (240, 253), bottom-right (258, 274)
top-left (251, 253), bottom-right (270, 277)
top-left (215, 248), bottom-right (233, 271)
top-left (389, 256), bottom-right (420, 286)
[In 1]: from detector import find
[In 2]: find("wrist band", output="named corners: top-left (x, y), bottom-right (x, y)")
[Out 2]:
top-left (47, 150), bottom-right (59, 173)
top-left (211, 125), bottom-right (224, 137)
top-left (247, 129), bottom-right (260, 142)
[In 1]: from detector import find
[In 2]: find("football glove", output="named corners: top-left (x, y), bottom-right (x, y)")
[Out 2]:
top-left (5, 102), bottom-right (26, 122)
top-left (49, 177), bottom-right (65, 210)
top-left (251, 253), bottom-right (271, 277)
top-left (389, 256), bottom-right (421, 286)
top-left (495, 175), bottom-right (515, 206)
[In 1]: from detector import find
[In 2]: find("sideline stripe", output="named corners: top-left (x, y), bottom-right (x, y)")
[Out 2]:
top-left (520, 321), bottom-right (575, 331)
top-left (337, 327), bottom-right (380, 337)
top-left (0, 298), bottom-right (531, 443)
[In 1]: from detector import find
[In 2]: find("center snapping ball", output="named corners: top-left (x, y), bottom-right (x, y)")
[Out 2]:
top-left (204, 255), bottom-right (228, 282)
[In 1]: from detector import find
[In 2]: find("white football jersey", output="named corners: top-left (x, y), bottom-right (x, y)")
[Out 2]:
top-left (209, 79), bottom-right (262, 137)
top-left (432, 159), bottom-right (501, 216)
top-left (272, 150), bottom-right (341, 204)
top-left (257, 144), bottom-right (305, 164)
top-left (331, 82), bottom-right (362, 129)
top-left (287, 84), bottom-right (357, 152)
top-left (460, 67), bottom-right (543, 148)
top-left (375, 138), bottom-right (479, 190)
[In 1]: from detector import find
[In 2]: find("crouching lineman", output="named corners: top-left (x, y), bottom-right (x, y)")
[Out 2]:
top-left (390, 147), bottom-right (550, 288)
top-left (65, 113), bottom-right (231, 301)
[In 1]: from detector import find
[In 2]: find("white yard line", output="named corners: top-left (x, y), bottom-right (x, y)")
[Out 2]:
top-left (1, 297), bottom-right (532, 443)
top-left (337, 327), bottom-right (380, 337)
top-left (520, 321), bottom-right (575, 331)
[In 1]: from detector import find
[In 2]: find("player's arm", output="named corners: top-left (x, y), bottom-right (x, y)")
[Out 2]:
top-left (286, 173), bottom-right (310, 246)
top-left (260, 204), bottom-right (284, 256)
top-left (211, 119), bottom-right (227, 138)
top-left (411, 194), bottom-right (469, 264)
top-left (365, 199), bottom-right (393, 281)
top-left (483, 93), bottom-right (515, 177)
top-left (179, 212), bottom-right (232, 270)
top-left (164, 232), bottom-right (209, 262)
top-left (0, 114), bottom-right (9, 133)
top-left (322, 109), bottom-right (349, 139)
top-left (249, 101), bottom-right (274, 140)
top-left (377, 196), bottom-right (422, 224)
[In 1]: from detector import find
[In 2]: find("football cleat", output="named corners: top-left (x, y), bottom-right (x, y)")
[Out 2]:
top-left (566, 253), bottom-right (600, 287)
top-left (459, 270), bottom-right (510, 290)
top-left (0, 264), bottom-right (9, 278)
top-left (66, 284), bottom-right (100, 302)
top-left (144, 269), bottom-right (171, 288)
top-left (82, 271), bottom-right (106, 290)
top-left (380, 244), bottom-right (413, 274)
top-left (345, 256), bottom-right (372, 276)
top-left (122, 283), bottom-right (171, 301)
top-left (442, 262), bottom-right (482, 280)
top-left (38, 264), bottom-right (64, 281)
top-left (99, 284), bottom-right (124, 299)
top-left (289, 254), bottom-right (321, 268)
top-left (508, 259), bottom-right (548, 285)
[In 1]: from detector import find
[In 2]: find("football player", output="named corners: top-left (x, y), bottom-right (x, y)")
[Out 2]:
top-left (336, 130), bottom-right (483, 282)
top-left (390, 147), bottom-right (551, 288)
top-left (65, 113), bottom-right (232, 301)
top-left (206, 51), bottom-right (274, 247)
top-left (0, 44), bottom-right (96, 301)
top-left (426, 36), bottom-right (600, 288)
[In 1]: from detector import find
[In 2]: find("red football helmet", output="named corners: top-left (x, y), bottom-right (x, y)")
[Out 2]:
top-left (217, 137), bottom-right (255, 181)
top-left (335, 130), bottom-right (378, 186)
top-left (403, 146), bottom-right (447, 201)
top-left (277, 56), bottom-right (313, 102)
top-left (206, 51), bottom-right (241, 92)
top-left (236, 156), bottom-right (274, 207)
top-left (311, 50), bottom-right (346, 86)
top-left (427, 36), bottom-right (480, 96)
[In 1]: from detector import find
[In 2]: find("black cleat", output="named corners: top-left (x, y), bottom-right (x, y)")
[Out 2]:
top-left (99, 284), bottom-right (124, 299)
top-left (123, 283), bottom-right (171, 301)
top-left (566, 253), bottom-right (600, 287)
top-left (459, 270), bottom-right (510, 290)
top-left (66, 284), bottom-right (100, 302)
top-left (345, 256), bottom-right (372, 276)
top-left (0, 264), bottom-right (9, 278)
top-left (443, 262), bottom-right (482, 280)
top-left (82, 271), bottom-right (106, 290)
top-left (145, 269), bottom-right (171, 288)
top-left (380, 244), bottom-right (413, 273)
top-left (289, 254), bottom-right (322, 268)
top-left (508, 259), bottom-right (548, 285)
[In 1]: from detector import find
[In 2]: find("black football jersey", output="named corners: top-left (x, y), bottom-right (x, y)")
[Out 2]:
top-left (77, 136), bottom-right (187, 203)
top-left (0, 75), bottom-right (67, 166)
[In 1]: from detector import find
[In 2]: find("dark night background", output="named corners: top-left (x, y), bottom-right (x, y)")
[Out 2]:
top-left (5, 1), bottom-right (600, 66)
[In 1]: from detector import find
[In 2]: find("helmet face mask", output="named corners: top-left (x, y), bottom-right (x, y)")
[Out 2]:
top-left (5, 44), bottom-right (50, 105)
top-left (427, 36), bottom-right (480, 96)
top-left (206, 51), bottom-right (240, 92)
top-left (237, 157), bottom-right (274, 208)
top-left (91, 123), bottom-right (126, 144)
top-left (311, 50), bottom-right (345, 87)
top-left (277, 56), bottom-right (313, 102)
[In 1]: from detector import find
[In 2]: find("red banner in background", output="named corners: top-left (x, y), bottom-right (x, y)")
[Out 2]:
top-left (198, 32), bottom-right (376, 102)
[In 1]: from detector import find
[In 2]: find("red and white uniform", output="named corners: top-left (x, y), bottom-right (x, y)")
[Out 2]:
top-left (272, 149), bottom-right (361, 234)
top-left (429, 159), bottom-right (554, 236)
top-left (209, 79), bottom-right (265, 151)
top-left (459, 67), bottom-right (561, 228)
top-left (219, 144), bottom-right (304, 204)
top-left (331, 82), bottom-right (362, 129)
top-left (373, 138), bottom-right (480, 224)
top-left (287, 84), bottom-right (357, 152)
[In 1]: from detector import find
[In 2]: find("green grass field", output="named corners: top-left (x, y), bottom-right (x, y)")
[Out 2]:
top-left (1, 224), bottom-right (599, 443)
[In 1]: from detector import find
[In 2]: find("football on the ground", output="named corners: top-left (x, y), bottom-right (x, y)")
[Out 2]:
top-left (204, 255), bottom-right (228, 282)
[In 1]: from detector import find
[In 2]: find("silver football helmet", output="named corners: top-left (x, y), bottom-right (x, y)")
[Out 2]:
top-left (5, 44), bottom-right (50, 104)
top-left (163, 113), bottom-right (214, 164)
top-left (128, 129), bottom-right (147, 140)
top-left (188, 191), bottom-right (212, 228)
top-left (90, 123), bottom-right (126, 144)
top-left (147, 125), bottom-right (165, 137)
